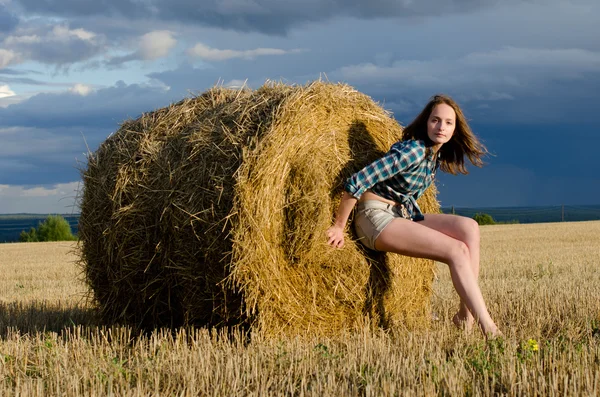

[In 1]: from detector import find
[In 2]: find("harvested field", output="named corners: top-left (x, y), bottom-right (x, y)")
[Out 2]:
top-left (1, 221), bottom-right (599, 395)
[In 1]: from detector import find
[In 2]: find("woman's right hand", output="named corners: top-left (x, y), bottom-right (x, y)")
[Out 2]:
top-left (326, 225), bottom-right (345, 248)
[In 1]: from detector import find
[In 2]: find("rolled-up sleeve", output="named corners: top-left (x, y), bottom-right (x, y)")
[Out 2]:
top-left (344, 140), bottom-right (425, 199)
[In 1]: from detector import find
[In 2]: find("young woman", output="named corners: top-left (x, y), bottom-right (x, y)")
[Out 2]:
top-left (326, 94), bottom-right (501, 338)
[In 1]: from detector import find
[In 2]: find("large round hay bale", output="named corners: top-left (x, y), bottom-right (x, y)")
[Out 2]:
top-left (79, 81), bottom-right (439, 336)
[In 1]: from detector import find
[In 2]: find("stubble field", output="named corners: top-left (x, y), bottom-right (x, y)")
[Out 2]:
top-left (0, 221), bottom-right (599, 396)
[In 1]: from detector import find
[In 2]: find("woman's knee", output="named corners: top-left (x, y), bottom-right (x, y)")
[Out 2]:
top-left (457, 216), bottom-right (480, 243)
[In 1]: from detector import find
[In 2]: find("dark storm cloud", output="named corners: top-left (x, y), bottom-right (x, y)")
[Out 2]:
top-left (0, 68), bottom-right (76, 87)
top-left (436, 162), bottom-right (600, 207)
top-left (0, 4), bottom-right (19, 33)
top-left (0, 76), bottom-right (54, 85)
top-left (0, 80), bottom-right (182, 130)
top-left (0, 67), bottom-right (60, 86)
top-left (0, 126), bottom-right (104, 185)
top-left (14, 0), bottom-right (144, 19)
top-left (435, 120), bottom-right (600, 207)
top-left (145, 43), bottom-right (600, 126)
top-left (0, 68), bottom-right (42, 76)
top-left (0, 80), bottom-right (190, 185)
top-left (326, 44), bottom-right (600, 124)
top-left (14, 0), bottom-right (535, 34)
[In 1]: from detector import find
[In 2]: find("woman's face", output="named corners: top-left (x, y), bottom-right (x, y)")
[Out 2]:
top-left (427, 103), bottom-right (456, 149)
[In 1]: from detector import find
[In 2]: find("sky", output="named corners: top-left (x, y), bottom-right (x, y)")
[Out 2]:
top-left (0, 0), bottom-right (599, 213)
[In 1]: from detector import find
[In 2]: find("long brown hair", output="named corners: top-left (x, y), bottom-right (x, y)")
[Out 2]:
top-left (402, 94), bottom-right (487, 175)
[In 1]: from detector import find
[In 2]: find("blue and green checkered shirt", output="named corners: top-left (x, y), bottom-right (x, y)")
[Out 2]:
top-left (344, 139), bottom-right (438, 219)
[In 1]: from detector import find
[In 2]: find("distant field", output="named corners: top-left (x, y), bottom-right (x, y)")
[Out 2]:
top-left (0, 221), bottom-right (599, 395)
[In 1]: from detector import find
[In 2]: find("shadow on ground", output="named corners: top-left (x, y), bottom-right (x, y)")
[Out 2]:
top-left (0, 301), bottom-right (98, 336)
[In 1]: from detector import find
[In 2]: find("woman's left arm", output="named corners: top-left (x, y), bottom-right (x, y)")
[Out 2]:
top-left (326, 192), bottom-right (357, 248)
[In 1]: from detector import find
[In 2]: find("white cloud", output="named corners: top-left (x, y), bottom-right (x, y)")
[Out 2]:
top-left (0, 48), bottom-right (18, 68)
top-left (52, 25), bottom-right (96, 41)
top-left (19, 182), bottom-right (79, 198)
top-left (6, 34), bottom-right (39, 44)
top-left (5, 25), bottom-right (97, 45)
top-left (0, 84), bottom-right (15, 98)
top-left (187, 42), bottom-right (303, 61)
top-left (224, 79), bottom-right (248, 88)
top-left (138, 30), bottom-right (177, 60)
top-left (105, 30), bottom-right (177, 66)
top-left (2, 23), bottom-right (104, 66)
top-left (0, 94), bottom-right (24, 108)
top-left (69, 83), bottom-right (93, 96)
top-left (0, 181), bottom-right (81, 213)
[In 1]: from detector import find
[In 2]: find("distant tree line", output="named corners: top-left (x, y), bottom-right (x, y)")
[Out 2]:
top-left (472, 212), bottom-right (519, 225)
top-left (19, 215), bottom-right (77, 242)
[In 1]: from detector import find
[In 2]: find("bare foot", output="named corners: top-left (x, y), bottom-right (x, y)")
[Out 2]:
top-left (452, 312), bottom-right (475, 333)
top-left (484, 328), bottom-right (503, 341)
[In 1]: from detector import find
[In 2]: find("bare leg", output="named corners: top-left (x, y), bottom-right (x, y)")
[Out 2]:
top-left (419, 214), bottom-right (480, 331)
top-left (375, 217), bottom-right (500, 338)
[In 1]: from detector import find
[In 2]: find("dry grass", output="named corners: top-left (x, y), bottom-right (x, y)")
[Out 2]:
top-left (0, 242), bottom-right (84, 304)
top-left (1, 221), bottom-right (599, 396)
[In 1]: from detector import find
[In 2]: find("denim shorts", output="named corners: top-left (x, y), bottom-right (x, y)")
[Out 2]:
top-left (354, 200), bottom-right (424, 250)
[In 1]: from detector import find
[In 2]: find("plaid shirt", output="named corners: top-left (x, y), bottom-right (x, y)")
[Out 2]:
top-left (344, 139), bottom-right (438, 218)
